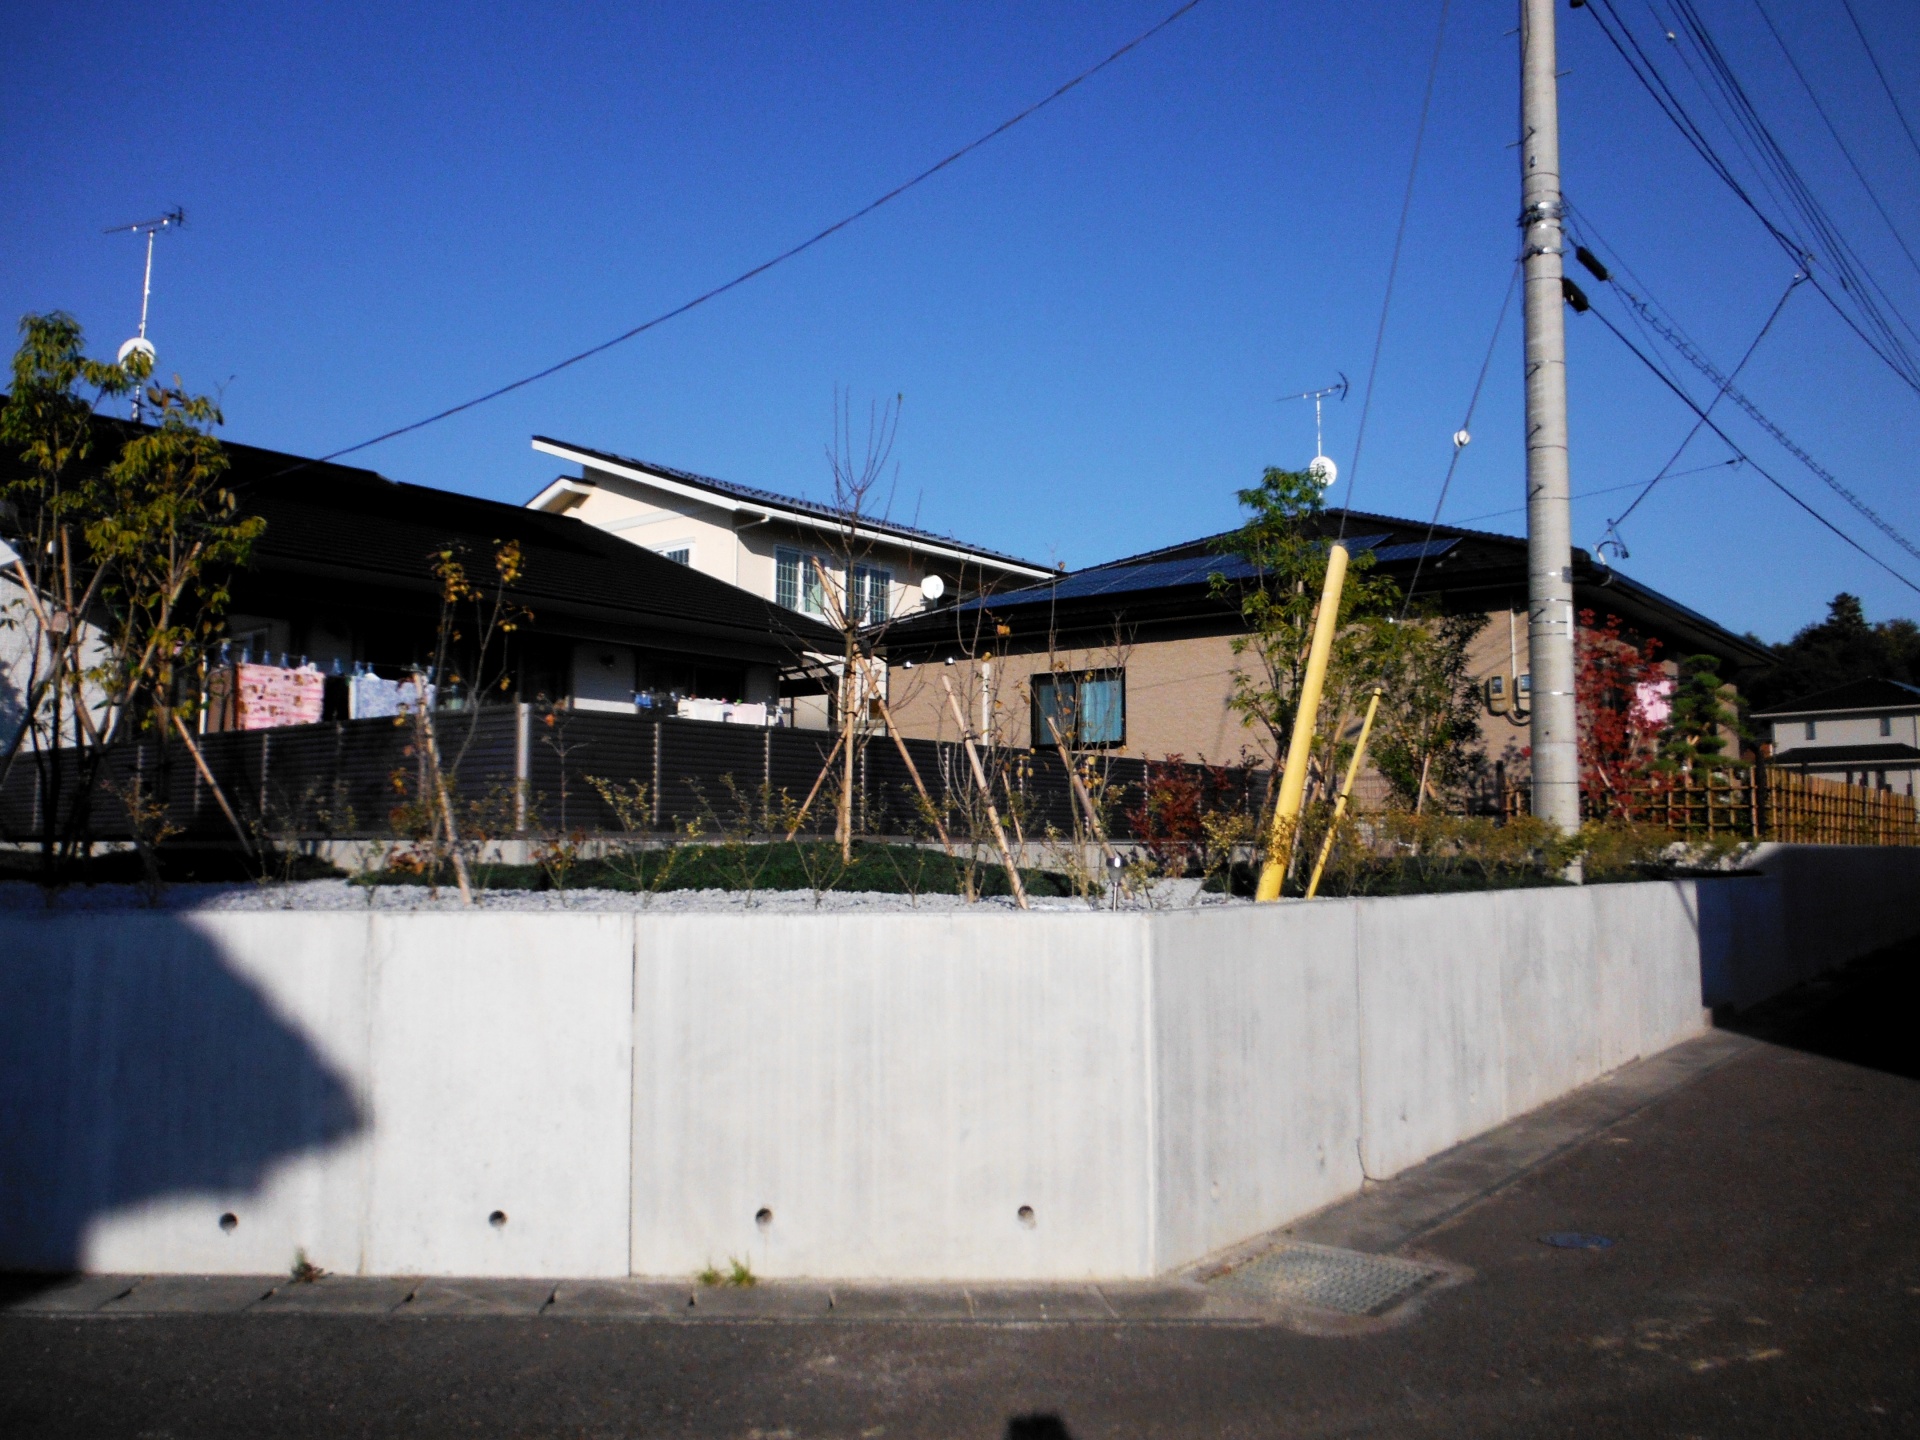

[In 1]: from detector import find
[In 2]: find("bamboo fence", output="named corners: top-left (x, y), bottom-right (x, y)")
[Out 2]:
top-left (1503, 767), bottom-right (1919, 846)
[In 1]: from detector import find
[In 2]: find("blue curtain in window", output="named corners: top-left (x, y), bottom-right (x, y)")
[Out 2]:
top-left (1031, 675), bottom-right (1070, 747)
top-left (1078, 673), bottom-right (1124, 745)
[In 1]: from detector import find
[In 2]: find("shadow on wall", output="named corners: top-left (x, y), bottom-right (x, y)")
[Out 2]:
top-left (0, 913), bottom-right (362, 1280)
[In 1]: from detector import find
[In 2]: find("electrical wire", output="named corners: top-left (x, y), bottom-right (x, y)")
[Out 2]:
top-left (1581, 301), bottom-right (1920, 597)
top-left (1606, 268), bottom-right (1800, 534)
top-left (1838, 0), bottom-right (1920, 173)
top-left (296, 0), bottom-right (1208, 470)
top-left (1569, 205), bottom-right (1920, 569)
top-left (1395, 263), bottom-right (1518, 622)
top-left (1453, 459), bottom-right (1740, 526)
top-left (1580, 0), bottom-right (1920, 398)
top-left (1753, 0), bottom-right (1920, 285)
top-left (1336, 0), bottom-right (1451, 539)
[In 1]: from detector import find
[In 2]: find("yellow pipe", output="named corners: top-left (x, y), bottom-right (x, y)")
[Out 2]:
top-left (1305, 687), bottom-right (1381, 899)
top-left (1255, 542), bottom-right (1349, 902)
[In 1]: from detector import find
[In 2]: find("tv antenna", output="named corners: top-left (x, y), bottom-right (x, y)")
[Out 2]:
top-left (1281, 373), bottom-right (1349, 488)
top-left (104, 208), bottom-right (185, 419)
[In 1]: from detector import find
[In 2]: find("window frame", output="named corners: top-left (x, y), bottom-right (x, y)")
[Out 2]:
top-left (849, 563), bottom-right (893, 627)
top-left (1030, 667), bottom-right (1126, 750)
top-left (775, 547), bottom-right (830, 616)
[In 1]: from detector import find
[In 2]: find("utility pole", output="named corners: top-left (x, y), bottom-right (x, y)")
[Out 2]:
top-left (1519, 0), bottom-right (1582, 847)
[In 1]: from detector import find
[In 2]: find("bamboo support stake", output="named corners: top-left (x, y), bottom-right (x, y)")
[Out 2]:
top-left (412, 675), bottom-right (474, 906)
top-left (941, 675), bottom-right (1028, 909)
top-left (782, 731), bottom-right (845, 841)
top-left (1043, 710), bottom-right (1121, 869)
top-left (171, 712), bottom-right (255, 856)
top-left (1305, 688), bottom-right (1381, 900)
top-left (869, 678), bottom-right (952, 854)
top-left (1255, 543), bottom-right (1349, 903)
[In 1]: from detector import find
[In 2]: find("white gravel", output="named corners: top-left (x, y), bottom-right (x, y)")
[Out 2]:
top-left (0, 877), bottom-right (1245, 914)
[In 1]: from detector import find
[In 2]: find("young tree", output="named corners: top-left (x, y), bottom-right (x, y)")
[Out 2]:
top-left (1659, 653), bottom-right (1743, 776)
top-left (1210, 465), bottom-right (1399, 777)
top-left (1575, 609), bottom-right (1666, 818)
top-left (2, 313), bottom-right (260, 886)
top-left (1371, 609), bottom-right (1490, 811)
top-left (815, 391), bottom-right (903, 863)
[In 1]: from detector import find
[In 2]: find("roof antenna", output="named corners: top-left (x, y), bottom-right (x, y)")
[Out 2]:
top-left (1280, 373), bottom-right (1350, 489)
top-left (104, 208), bottom-right (185, 421)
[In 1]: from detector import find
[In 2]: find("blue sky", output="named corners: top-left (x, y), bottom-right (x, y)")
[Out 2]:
top-left (5, 0), bottom-right (1918, 643)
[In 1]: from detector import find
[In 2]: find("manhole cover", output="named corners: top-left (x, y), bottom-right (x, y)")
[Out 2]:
top-left (1208, 1241), bottom-right (1442, 1317)
top-left (1539, 1232), bottom-right (1615, 1250)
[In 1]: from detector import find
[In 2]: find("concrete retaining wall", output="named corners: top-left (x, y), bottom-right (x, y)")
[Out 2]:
top-left (3, 847), bottom-right (1913, 1281)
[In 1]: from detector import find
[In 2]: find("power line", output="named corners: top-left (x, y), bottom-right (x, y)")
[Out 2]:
top-left (1397, 262), bottom-right (1517, 620)
top-left (1564, 200), bottom-right (1920, 568)
top-left (1453, 459), bottom-right (1740, 526)
top-left (1838, 0), bottom-right (1920, 172)
top-left (1337, 0), bottom-right (1451, 539)
top-left (1581, 301), bottom-right (1920, 597)
top-left (1596, 264), bottom-right (1920, 569)
top-left (298, 0), bottom-right (1208, 469)
top-left (1753, 0), bottom-right (1920, 285)
top-left (1606, 268), bottom-right (1800, 535)
top-left (1580, 0), bottom-right (1920, 397)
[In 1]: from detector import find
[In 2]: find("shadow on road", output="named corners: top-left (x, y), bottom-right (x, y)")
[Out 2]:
top-left (1717, 934), bottom-right (1920, 1081)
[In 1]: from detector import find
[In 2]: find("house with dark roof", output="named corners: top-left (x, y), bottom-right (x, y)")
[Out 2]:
top-left (525, 436), bottom-right (1052, 621)
top-left (1, 419), bottom-right (841, 728)
top-left (1752, 679), bottom-right (1920, 797)
top-left (876, 506), bottom-right (1770, 803)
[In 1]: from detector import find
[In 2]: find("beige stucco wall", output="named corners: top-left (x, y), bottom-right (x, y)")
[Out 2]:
top-left (885, 632), bottom-right (1265, 765)
top-left (883, 607), bottom-right (1542, 811)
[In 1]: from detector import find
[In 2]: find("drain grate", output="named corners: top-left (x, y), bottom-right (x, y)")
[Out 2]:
top-left (1208, 1241), bottom-right (1442, 1317)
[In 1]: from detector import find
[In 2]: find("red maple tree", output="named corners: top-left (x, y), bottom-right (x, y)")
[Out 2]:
top-left (1575, 609), bottom-right (1667, 818)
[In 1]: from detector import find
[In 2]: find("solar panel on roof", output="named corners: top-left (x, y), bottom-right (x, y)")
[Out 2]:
top-left (1368, 538), bottom-right (1459, 564)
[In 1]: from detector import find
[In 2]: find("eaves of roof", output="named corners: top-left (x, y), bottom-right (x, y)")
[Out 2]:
top-left (1750, 677), bottom-right (1920, 718)
top-left (1769, 742), bottom-right (1920, 765)
top-left (881, 510), bottom-right (1768, 672)
top-left (531, 435), bottom-right (1052, 577)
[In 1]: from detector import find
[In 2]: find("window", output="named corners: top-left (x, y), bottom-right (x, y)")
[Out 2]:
top-left (1881, 715), bottom-right (1893, 737)
top-left (849, 565), bottom-right (892, 626)
top-left (775, 549), bottom-right (827, 615)
top-left (1806, 720), bottom-right (1817, 740)
top-left (1031, 669), bottom-right (1126, 749)
top-left (658, 546), bottom-right (691, 566)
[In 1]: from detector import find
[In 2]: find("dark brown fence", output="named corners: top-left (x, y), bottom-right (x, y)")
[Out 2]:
top-left (0, 707), bottom-right (1267, 848)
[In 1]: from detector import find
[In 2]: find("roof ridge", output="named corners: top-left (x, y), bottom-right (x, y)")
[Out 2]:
top-left (533, 435), bottom-right (1048, 572)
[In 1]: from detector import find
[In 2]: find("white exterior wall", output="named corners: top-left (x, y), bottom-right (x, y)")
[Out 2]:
top-left (546, 464), bottom-right (979, 626)
top-left (6, 853), bottom-right (1916, 1282)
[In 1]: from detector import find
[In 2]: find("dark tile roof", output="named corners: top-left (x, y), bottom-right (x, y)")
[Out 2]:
top-left (1769, 742), bottom-right (1920, 766)
top-left (534, 435), bottom-right (1048, 574)
top-left (60, 419), bottom-right (840, 656)
top-left (886, 505), bottom-right (1769, 669)
top-left (1750, 677), bottom-right (1920, 717)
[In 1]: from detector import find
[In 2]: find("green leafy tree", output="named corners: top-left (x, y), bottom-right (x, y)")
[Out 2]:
top-left (1, 313), bottom-right (259, 888)
top-left (1372, 609), bottom-right (1490, 811)
top-left (1745, 592), bottom-right (1920, 710)
top-left (1659, 653), bottom-right (1744, 776)
top-left (1210, 466), bottom-right (1399, 777)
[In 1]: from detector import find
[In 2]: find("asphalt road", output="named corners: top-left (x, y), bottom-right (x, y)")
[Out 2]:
top-left (4, 940), bottom-right (1916, 1440)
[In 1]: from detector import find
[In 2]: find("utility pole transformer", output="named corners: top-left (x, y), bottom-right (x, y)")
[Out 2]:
top-left (1519, 0), bottom-right (1582, 840)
